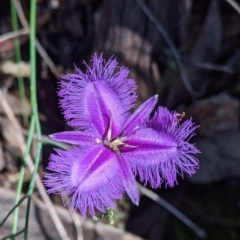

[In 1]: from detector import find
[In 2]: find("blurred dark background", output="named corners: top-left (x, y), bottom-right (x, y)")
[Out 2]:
top-left (0, 0), bottom-right (240, 239)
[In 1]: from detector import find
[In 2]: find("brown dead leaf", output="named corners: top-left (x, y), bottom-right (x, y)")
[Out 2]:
top-left (0, 92), bottom-right (30, 116)
top-left (0, 142), bottom-right (5, 171)
top-left (0, 60), bottom-right (30, 77)
top-left (0, 117), bottom-right (22, 158)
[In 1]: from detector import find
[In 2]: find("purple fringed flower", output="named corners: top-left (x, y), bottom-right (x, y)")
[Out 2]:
top-left (44, 54), bottom-right (199, 216)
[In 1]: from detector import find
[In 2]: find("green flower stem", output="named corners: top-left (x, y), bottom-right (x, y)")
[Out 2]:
top-left (2, 228), bottom-right (26, 240)
top-left (24, 1), bottom-right (43, 239)
top-left (11, 0), bottom-right (42, 238)
top-left (11, 116), bottom-right (35, 235)
top-left (23, 1), bottom-right (43, 238)
top-left (42, 140), bottom-right (68, 150)
top-left (0, 196), bottom-right (27, 228)
top-left (24, 141), bottom-right (42, 240)
top-left (10, 0), bottom-right (28, 126)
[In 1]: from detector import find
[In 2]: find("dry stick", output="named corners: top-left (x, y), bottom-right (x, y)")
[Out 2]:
top-left (69, 212), bottom-right (83, 240)
top-left (190, 62), bottom-right (235, 74)
top-left (0, 90), bottom-right (70, 240)
top-left (134, 0), bottom-right (198, 98)
top-left (225, 0), bottom-right (240, 14)
top-left (138, 183), bottom-right (207, 239)
top-left (13, 0), bottom-right (61, 79)
top-left (0, 28), bottom-right (28, 43)
top-left (21, 129), bottom-right (69, 150)
top-left (63, 196), bottom-right (84, 240)
top-left (24, 132), bottom-right (84, 240)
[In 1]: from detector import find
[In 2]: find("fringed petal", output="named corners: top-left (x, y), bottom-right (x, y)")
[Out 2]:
top-left (121, 95), bottom-right (158, 135)
top-left (49, 131), bottom-right (100, 146)
top-left (86, 54), bottom-right (137, 114)
top-left (122, 108), bottom-right (199, 188)
top-left (59, 54), bottom-right (137, 132)
top-left (122, 128), bottom-right (178, 188)
top-left (44, 147), bottom-right (124, 216)
top-left (117, 154), bottom-right (139, 205)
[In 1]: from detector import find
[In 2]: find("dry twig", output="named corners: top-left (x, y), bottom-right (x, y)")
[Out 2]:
top-left (189, 61), bottom-right (235, 74)
top-left (138, 183), bottom-right (207, 239)
top-left (0, 28), bottom-right (28, 43)
top-left (225, 0), bottom-right (240, 15)
top-left (134, 0), bottom-right (198, 98)
top-left (0, 90), bottom-right (70, 240)
top-left (63, 196), bottom-right (84, 240)
top-left (13, 0), bottom-right (61, 79)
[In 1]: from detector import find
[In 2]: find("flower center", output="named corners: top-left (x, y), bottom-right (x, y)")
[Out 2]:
top-left (103, 113), bottom-right (139, 154)
top-left (104, 137), bottom-right (125, 153)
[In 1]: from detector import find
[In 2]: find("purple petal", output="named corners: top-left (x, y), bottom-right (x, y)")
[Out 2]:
top-left (146, 107), bottom-right (180, 134)
top-left (59, 54), bottom-right (137, 130)
top-left (148, 107), bottom-right (199, 142)
top-left (85, 54), bottom-right (137, 114)
top-left (122, 122), bottom-right (199, 188)
top-left (122, 128), bottom-right (180, 188)
top-left (117, 154), bottom-right (139, 205)
top-left (44, 147), bottom-right (124, 216)
top-left (121, 95), bottom-right (158, 135)
top-left (83, 82), bottom-right (110, 135)
top-left (123, 128), bottom-right (178, 166)
top-left (92, 82), bottom-right (125, 137)
top-left (49, 131), bottom-right (100, 146)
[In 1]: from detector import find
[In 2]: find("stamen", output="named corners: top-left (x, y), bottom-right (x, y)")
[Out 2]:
top-left (103, 111), bottom-right (141, 153)
top-left (107, 112), bottom-right (113, 141)
top-left (122, 143), bottom-right (141, 149)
